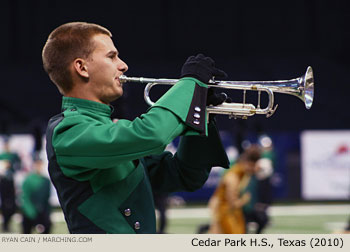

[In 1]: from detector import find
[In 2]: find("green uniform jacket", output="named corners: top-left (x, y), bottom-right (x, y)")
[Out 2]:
top-left (0, 152), bottom-right (21, 180)
top-left (21, 173), bottom-right (51, 219)
top-left (46, 77), bottom-right (229, 233)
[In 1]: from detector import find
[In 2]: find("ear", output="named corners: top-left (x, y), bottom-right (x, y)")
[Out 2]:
top-left (73, 58), bottom-right (89, 79)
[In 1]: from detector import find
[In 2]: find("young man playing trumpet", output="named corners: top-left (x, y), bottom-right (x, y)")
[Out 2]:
top-left (42, 22), bottom-right (230, 234)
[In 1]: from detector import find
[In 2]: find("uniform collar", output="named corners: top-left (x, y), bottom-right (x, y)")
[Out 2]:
top-left (62, 97), bottom-right (113, 116)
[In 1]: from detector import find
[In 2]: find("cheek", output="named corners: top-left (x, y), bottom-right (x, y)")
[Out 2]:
top-left (91, 60), bottom-right (114, 75)
top-left (93, 67), bottom-right (113, 83)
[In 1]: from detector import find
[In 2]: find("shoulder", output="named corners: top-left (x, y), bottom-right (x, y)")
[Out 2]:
top-left (47, 110), bottom-right (97, 148)
top-left (51, 110), bottom-right (98, 133)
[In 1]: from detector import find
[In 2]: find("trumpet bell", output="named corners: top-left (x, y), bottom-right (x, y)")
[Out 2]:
top-left (303, 66), bottom-right (314, 109)
top-left (263, 66), bottom-right (314, 110)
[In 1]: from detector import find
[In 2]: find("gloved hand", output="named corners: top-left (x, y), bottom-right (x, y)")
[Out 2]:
top-left (207, 89), bottom-right (232, 121)
top-left (180, 53), bottom-right (227, 84)
top-left (207, 89), bottom-right (232, 106)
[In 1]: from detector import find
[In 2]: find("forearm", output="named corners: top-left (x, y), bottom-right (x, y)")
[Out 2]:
top-left (168, 121), bottom-right (229, 191)
top-left (176, 120), bottom-right (229, 169)
top-left (54, 108), bottom-right (186, 169)
top-left (146, 121), bottom-right (229, 193)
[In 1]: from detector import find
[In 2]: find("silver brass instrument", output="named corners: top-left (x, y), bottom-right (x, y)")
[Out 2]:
top-left (119, 66), bottom-right (314, 119)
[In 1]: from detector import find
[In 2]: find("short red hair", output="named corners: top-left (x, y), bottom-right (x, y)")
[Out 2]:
top-left (42, 22), bottom-right (112, 94)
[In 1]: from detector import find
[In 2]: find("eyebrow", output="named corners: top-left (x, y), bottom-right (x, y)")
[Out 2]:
top-left (107, 50), bottom-right (118, 57)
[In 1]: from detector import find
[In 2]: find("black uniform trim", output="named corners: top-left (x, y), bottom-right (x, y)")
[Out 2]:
top-left (185, 84), bottom-right (208, 135)
top-left (46, 113), bottom-right (106, 234)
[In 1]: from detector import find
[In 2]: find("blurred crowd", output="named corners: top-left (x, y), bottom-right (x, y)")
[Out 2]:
top-left (0, 137), bottom-right (51, 234)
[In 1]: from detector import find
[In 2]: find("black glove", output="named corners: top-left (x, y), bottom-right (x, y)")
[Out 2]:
top-left (207, 89), bottom-right (232, 106)
top-left (207, 89), bottom-right (232, 122)
top-left (180, 53), bottom-right (227, 84)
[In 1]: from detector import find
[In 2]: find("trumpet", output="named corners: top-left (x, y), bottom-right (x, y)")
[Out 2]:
top-left (119, 66), bottom-right (314, 119)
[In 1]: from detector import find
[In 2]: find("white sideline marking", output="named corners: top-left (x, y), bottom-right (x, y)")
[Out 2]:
top-left (5, 204), bottom-right (350, 223)
top-left (161, 204), bottom-right (350, 219)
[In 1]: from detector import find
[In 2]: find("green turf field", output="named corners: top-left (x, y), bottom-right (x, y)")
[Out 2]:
top-left (1, 204), bottom-right (349, 234)
top-left (165, 214), bottom-right (349, 234)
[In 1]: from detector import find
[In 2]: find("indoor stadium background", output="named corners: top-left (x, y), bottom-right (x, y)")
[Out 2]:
top-left (0, 0), bottom-right (349, 234)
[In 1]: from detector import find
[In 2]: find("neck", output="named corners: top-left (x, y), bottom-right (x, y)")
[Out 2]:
top-left (65, 86), bottom-right (107, 105)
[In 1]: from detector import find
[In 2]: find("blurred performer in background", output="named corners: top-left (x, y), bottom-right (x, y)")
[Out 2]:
top-left (243, 135), bottom-right (274, 233)
top-left (42, 22), bottom-right (230, 233)
top-left (343, 217), bottom-right (350, 233)
top-left (0, 138), bottom-right (21, 232)
top-left (153, 191), bottom-right (169, 234)
top-left (21, 158), bottom-right (51, 234)
top-left (208, 145), bottom-right (261, 234)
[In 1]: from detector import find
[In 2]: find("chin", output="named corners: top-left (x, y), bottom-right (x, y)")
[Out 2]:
top-left (116, 90), bottom-right (123, 99)
top-left (111, 92), bottom-right (123, 102)
top-left (115, 86), bottom-right (123, 97)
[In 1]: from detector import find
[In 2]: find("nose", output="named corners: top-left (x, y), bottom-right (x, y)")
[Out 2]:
top-left (118, 58), bottom-right (128, 73)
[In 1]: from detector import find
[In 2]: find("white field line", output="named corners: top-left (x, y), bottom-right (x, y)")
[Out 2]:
top-left (268, 204), bottom-right (350, 217)
top-left (7, 204), bottom-right (350, 223)
top-left (161, 204), bottom-right (350, 219)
